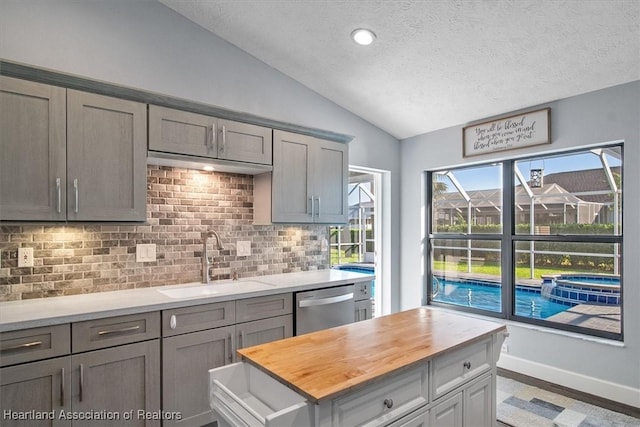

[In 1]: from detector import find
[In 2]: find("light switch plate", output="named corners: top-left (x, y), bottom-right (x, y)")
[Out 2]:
top-left (18, 247), bottom-right (34, 267)
top-left (237, 241), bottom-right (251, 257)
top-left (136, 244), bottom-right (156, 262)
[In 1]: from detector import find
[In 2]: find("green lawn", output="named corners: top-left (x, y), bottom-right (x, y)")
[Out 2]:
top-left (432, 260), bottom-right (602, 280)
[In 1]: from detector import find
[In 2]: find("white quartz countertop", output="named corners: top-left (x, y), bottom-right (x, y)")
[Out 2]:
top-left (0, 269), bottom-right (374, 332)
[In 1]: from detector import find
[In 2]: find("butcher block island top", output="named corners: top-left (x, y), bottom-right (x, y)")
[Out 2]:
top-left (237, 307), bottom-right (507, 404)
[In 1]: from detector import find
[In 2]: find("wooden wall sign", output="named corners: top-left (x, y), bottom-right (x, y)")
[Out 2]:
top-left (463, 108), bottom-right (550, 158)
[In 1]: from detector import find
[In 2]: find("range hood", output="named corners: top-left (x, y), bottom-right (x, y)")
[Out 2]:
top-left (147, 151), bottom-right (272, 175)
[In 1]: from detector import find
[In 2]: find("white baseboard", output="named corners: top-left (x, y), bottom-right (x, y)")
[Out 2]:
top-left (498, 353), bottom-right (640, 409)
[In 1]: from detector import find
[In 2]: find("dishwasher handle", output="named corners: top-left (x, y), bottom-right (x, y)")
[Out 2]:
top-left (298, 293), bottom-right (354, 308)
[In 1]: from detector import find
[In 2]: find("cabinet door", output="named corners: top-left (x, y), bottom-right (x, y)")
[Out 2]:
top-left (148, 105), bottom-right (217, 158)
top-left (313, 138), bottom-right (348, 224)
top-left (162, 325), bottom-right (234, 427)
top-left (464, 374), bottom-right (494, 427)
top-left (236, 314), bottom-right (293, 354)
top-left (272, 130), bottom-right (313, 223)
top-left (217, 119), bottom-right (272, 165)
top-left (355, 299), bottom-right (373, 322)
top-left (71, 340), bottom-right (160, 427)
top-left (0, 356), bottom-right (72, 427)
top-left (388, 406), bottom-right (429, 427)
top-left (0, 76), bottom-right (66, 221)
top-left (66, 90), bottom-right (147, 221)
top-left (430, 392), bottom-right (463, 427)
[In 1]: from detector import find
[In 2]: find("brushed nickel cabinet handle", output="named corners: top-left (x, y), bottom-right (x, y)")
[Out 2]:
top-left (170, 315), bottom-right (177, 330)
top-left (220, 125), bottom-right (226, 153)
top-left (2, 341), bottom-right (43, 352)
top-left (316, 196), bottom-right (321, 218)
top-left (56, 178), bottom-right (61, 213)
top-left (79, 363), bottom-right (84, 402)
top-left (97, 325), bottom-right (140, 336)
top-left (60, 368), bottom-right (65, 407)
top-left (228, 333), bottom-right (234, 363)
top-left (309, 197), bottom-right (315, 217)
top-left (73, 179), bottom-right (79, 213)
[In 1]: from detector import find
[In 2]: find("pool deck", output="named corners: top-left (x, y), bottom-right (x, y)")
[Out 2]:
top-left (546, 303), bottom-right (621, 334)
top-left (432, 271), bottom-right (621, 334)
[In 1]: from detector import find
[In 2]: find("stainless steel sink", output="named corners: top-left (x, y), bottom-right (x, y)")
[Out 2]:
top-left (157, 280), bottom-right (274, 299)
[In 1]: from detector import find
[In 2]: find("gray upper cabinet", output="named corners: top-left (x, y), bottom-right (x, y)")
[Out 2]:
top-left (148, 105), bottom-right (272, 165)
top-left (67, 90), bottom-right (147, 222)
top-left (217, 119), bottom-right (272, 165)
top-left (269, 130), bottom-right (348, 224)
top-left (0, 77), bottom-right (147, 222)
top-left (148, 105), bottom-right (217, 158)
top-left (0, 76), bottom-right (67, 221)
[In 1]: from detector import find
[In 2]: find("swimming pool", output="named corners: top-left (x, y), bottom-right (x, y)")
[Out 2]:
top-left (334, 264), bottom-right (375, 297)
top-left (432, 278), bottom-right (573, 319)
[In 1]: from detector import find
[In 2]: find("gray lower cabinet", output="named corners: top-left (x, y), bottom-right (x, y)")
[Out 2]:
top-left (0, 76), bottom-right (147, 222)
top-left (149, 105), bottom-right (272, 165)
top-left (0, 356), bottom-right (72, 427)
top-left (262, 130), bottom-right (348, 224)
top-left (162, 294), bottom-right (292, 427)
top-left (162, 326), bottom-right (234, 427)
top-left (71, 341), bottom-right (161, 427)
top-left (0, 76), bottom-right (66, 221)
top-left (0, 319), bottom-right (160, 426)
top-left (235, 315), bottom-right (293, 353)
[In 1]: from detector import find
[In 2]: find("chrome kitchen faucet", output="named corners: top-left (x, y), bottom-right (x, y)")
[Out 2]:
top-left (202, 230), bottom-right (224, 284)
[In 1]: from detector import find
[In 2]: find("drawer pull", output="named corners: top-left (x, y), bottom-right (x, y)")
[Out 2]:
top-left (97, 325), bottom-right (140, 336)
top-left (383, 398), bottom-right (394, 409)
top-left (463, 361), bottom-right (471, 369)
top-left (1, 341), bottom-right (43, 352)
top-left (170, 315), bottom-right (177, 330)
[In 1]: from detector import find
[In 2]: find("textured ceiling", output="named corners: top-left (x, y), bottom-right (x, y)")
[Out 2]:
top-left (159, 0), bottom-right (639, 140)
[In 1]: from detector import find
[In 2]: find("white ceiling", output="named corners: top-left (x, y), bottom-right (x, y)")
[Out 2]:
top-left (159, 0), bottom-right (639, 140)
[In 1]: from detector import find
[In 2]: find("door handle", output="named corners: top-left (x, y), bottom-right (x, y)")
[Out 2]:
top-left (299, 293), bottom-right (354, 307)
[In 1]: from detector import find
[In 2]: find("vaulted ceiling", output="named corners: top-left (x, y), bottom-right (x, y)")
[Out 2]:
top-left (159, 0), bottom-right (639, 140)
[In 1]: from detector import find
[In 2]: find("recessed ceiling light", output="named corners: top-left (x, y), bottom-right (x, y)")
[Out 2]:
top-left (351, 28), bottom-right (376, 46)
top-left (203, 165), bottom-right (214, 171)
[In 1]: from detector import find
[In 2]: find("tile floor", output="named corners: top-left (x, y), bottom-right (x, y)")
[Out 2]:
top-left (496, 376), bottom-right (639, 427)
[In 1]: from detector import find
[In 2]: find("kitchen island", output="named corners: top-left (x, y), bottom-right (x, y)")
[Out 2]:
top-left (210, 307), bottom-right (508, 427)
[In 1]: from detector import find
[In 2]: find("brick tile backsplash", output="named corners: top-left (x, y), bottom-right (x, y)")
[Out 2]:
top-left (0, 166), bottom-right (329, 300)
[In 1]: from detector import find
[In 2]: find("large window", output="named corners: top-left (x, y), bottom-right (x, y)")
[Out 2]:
top-left (427, 145), bottom-right (623, 340)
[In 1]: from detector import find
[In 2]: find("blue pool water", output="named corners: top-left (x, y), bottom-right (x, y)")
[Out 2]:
top-left (334, 265), bottom-right (375, 297)
top-left (433, 279), bottom-right (572, 319)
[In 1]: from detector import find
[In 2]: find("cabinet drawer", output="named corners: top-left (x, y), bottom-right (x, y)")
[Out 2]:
top-left (332, 365), bottom-right (428, 427)
top-left (162, 301), bottom-right (235, 336)
top-left (431, 338), bottom-right (492, 400)
top-left (0, 324), bottom-right (70, 367)
top-left (210, 362), bottom-right (312, 427)
top-left (236, 293), bottom-right (292, 323)
top-left (72, 312), bottom-right (160, 352)
top-left (354, 280), bottom-right (372, 301)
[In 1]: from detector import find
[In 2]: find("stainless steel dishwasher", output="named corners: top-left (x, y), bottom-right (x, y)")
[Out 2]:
top-left (295, 285), bottom-right (355, 335)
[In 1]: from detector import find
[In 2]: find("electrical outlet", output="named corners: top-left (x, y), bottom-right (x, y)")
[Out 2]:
top-left (136, 244), bottom-right (156, 262)
top-left (237, 241), bottom-right (251, 257)
top-left (18, 247), bottom-right (34, 267)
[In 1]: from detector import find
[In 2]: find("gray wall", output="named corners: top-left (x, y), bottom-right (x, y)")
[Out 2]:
top-left (0, 0), bottom-right (402, 310)
top-left (400, 81), bottom-right (640, 400)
